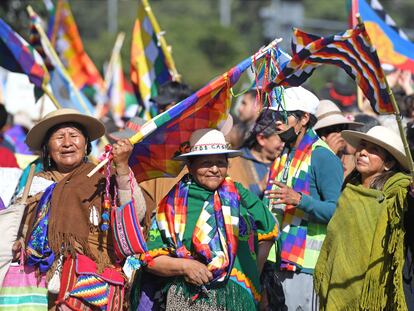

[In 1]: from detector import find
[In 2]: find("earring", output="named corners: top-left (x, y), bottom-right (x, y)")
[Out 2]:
top-left (47, 156), bottom-right (52, 168)
top-left (83, 154), bottom-right (88, 163)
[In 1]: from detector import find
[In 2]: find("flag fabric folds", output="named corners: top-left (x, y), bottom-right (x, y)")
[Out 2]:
top-left (98, 34), bottom-right (127, 123)
top-left (350, 0), bottom-right (414, 73)
top-left (270, 27), bottom-right (393, 114)
top-left (130, 0), bottom-right (178, 119)
top-left (49, 0), bottom-right (104, 93)
top-left (29, 9), bottom-right (95, 115)
top-left (0, 18), bottom-right (47, 90)
top-left (128, 57), bottom-right (252, 182)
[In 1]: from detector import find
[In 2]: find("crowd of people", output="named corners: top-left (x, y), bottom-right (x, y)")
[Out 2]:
top-left (1, 68), bottom-right (414, 311)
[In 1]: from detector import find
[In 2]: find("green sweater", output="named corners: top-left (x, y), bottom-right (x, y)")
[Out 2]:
top-left (314, 172), bottom-right (411, 311)
top-left (145, 181), bottom-right (278, 310)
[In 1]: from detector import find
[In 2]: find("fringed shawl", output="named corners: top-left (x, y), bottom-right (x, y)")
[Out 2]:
top-left (314, 172), bottom-right (410, 311)
top-left (47, 162), bottom-right (118, 273)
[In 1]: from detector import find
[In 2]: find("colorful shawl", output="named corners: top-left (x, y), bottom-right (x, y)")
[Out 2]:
top-left (267, 128), bottom-right (324, 271)
top-left (156, 175), bottom-right (240, 283)
top-left (26, 182), bottom-right (57, 273)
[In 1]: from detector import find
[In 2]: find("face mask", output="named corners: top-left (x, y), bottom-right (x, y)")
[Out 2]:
top-left (278, 126), bottom-right (299, 144)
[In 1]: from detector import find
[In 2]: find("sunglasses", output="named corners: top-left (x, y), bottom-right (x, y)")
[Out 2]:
top-left (271, 111), bottom-right (299, 124)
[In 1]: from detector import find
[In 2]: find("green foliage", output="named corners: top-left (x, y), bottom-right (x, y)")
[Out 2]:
top-left (1, 0), bottom-right (413, 96)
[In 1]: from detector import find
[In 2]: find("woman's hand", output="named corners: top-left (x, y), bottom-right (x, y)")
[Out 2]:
top-left (181, 258), bottom-right (213, 286)
top-left (322, 132), bottom-right (346, 156)
top-left (265, 180), bottom-right (302, 206)
top-left (12, 239), bottom-right (23, 261)
top-left (112, 139), bottom-right (133, 175)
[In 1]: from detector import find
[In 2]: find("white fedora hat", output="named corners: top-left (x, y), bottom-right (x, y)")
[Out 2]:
top-left (341, 126), bottom-right (410, 171)
top-left (314, 100), bottom-right (363, 131)
top-left (270, 86), bottom-right (320, 115)
top-left (26, 108), bottom-right (105, 151)
top-left (174, 128), bottom-right (242, 160)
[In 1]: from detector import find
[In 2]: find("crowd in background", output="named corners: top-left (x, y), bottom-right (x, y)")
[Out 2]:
top-left (0, 66), bottom-right (414, 310)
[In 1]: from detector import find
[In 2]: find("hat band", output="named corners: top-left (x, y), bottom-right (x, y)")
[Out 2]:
top-left (317, 110), bottom-right (344, 120)
top-left (190, 143), bottom-right (228, 152)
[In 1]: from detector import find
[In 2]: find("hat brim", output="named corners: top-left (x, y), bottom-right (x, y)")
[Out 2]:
top-left (341, 130), bottom-right (410, 171)
top-left (174, 149), bottom-right (242, 161)
top-left (26, 113), bottom-right (105, 151)
top-left (314, 115), bottom-right (363, 131)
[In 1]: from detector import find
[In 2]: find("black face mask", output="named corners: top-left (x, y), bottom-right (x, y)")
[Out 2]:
top-left (278, 126), bottom-right (299, 145)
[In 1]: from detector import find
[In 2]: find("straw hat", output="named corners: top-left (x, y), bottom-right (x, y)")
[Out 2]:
top-left (314, 100), bottom-right (363, 131)
top-left (270, 86), bottom-right (319, 115)
top-left (341, 126), bottom-right (410, 170)
top-left (175, 128), bottom-right (242, 160)
top-left (26, 108), bottom-right (105, 151)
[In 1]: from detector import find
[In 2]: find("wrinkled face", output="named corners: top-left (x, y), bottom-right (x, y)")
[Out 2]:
top-left (188, 154), bottom-right (228, 191)
top-left (48, 126), bottom-right (86, 173)
top-left (237, 93), bottom-right (258, 123)
top-left (355, 140), bottom-right (390, 179)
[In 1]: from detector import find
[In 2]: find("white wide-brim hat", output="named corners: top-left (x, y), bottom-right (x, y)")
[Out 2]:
top-left (26, 108), bottom-right (105, 151)
top-left (174, 128), bottom-right (242, 160)
top-left (314, 100), bottom-right (363, 130)
top-left (341, 126), bottom-right (410, 171)
top-left (269, 86), bottom-right (320, 115)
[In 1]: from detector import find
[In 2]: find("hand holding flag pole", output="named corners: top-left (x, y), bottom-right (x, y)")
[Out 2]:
top-left (356, 14), bottom-right (414, 181)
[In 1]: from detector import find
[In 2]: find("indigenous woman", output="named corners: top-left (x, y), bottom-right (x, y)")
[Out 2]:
top-left (135, 128), bottom-right (279, 310)
top-left (314, 126), bottom-right (414, 310)
top-left (13, 108), bottom-right (146, 310)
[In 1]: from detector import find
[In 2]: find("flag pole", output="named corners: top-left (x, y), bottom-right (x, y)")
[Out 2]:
top-left (350, 0), bottom-right (365, 112)
top-left (142, 0), bottom-right (180, 81)
top-left (41, 83), bottom-right (61, 109)
top-left (356, 14), bottom-right (414, 180)
top-left (87, 37), bottom-right (283, 178)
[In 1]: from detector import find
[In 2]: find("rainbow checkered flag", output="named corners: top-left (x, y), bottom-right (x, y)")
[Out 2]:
top-left (128, 56), bottom-right (253, 182)
top-left (130, 0), bottom-right (179, 119)
top-left (29, 8), bottom-right (95, 115)
top-left (0, 18), bottom-right (48, 96)
top-left (48, 0), bottom-right (104, 97)
top-left (268, 26), bottom-right (393, 114)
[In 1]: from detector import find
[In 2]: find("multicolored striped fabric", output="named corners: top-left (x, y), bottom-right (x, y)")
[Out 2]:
top-left (156, 175), bottom-right (240, 283)
top-left (350, 0), bottom-right (414, 73)
top-left (0, 18), bottom-right (48, 90)
top-left (128, 56), bottom-right (252, 182)
top-left (269, 26), bottom-right (393, 114)
top-left (130, 0), bottom-right (179, 119)
top-left (0, 265), bottom-right (47, 310)
top-left (111, 200), bottom-right (149, 260)
top-left (48, 0), bottom-right (104, 92)
top-left (267, 129), bottom-right (320, 271)
top-left (70, 275), bottom-right (109, 309)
